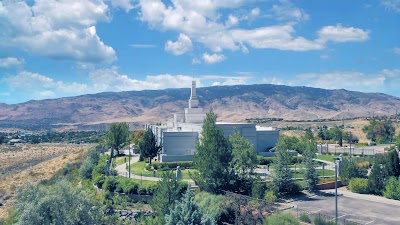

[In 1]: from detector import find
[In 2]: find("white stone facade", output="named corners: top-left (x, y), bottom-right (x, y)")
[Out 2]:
top-left (145, 81), bottom-right (279, 162)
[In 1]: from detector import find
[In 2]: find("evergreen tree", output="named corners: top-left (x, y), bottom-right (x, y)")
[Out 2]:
top-left (150, 170), bottom-right (187, 222)
top-left (191, 111), bottom-right (232, 194)
top-left (272, 136), bottom-right (296, 195)
top-left (302, 140), bottom-right (319, 192)
top-left (139, 128), bottom-right (162, 164)
top-left (105, 123), bottom-right (130, 158)
top-left (368, 160), bottom-right (387, 195)
top-left (165, 189), bottom-right (203, 225)
top-left (386, 150), bottom-right (400, 177)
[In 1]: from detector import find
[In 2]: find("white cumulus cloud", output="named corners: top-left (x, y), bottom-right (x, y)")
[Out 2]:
top-left (165, 33), bottom-right (193, 55)
top-left (203, 53), bottom-right (226, 64)
top-left (110, 0), bottom-right (135, 12)
top-left (0, 0), bottom-right (116, 63)
top-left (0, 57), bottom-right (24, 69)
top-left (318, 24), bottom-right (369, 43)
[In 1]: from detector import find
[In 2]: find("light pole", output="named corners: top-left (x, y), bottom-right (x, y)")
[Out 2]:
top-left (128, 145), bottom-right (131, 178)
top-left (335, 160), bottom-right (338, 224)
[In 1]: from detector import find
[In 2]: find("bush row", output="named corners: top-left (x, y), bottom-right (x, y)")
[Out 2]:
top-left (95, 175), bottom-right (156, 195)
top-left (257, 156), bottom-right (303, 165)
top-left (152, 161), bottom-right (193, 170)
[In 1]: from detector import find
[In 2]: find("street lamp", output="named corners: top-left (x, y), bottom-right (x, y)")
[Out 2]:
top-left (335, 159), bottom-right (338, 224)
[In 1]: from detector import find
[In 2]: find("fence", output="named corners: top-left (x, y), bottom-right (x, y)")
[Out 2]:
top-left (317, 145), bottom-right (378, 156)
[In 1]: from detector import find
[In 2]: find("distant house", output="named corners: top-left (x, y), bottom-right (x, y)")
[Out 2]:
top-left (8, 139), bottom-right (24, 145)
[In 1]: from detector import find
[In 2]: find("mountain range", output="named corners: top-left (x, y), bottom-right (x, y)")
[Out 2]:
top-left (1, 84), bottom-right (399, 131)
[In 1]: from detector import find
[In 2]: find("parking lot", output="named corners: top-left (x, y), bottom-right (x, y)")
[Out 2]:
top-left (289, 194), bottom-right (400, 225)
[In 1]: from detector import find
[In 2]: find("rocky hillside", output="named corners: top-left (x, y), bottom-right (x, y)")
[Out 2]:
top-left (1, 84), bottom-right (399, 131)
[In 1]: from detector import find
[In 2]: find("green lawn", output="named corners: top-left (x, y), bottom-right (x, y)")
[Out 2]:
top-left (129, 161), bottom-right (196, 179)
top-left (316, 154), bottom-right (341, 162)
top-left (115, 156), bottom-right (128, 166)
top-left (293, 168), bottom-right (334, 179)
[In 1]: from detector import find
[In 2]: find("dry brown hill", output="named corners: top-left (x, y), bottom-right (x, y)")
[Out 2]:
top-left (1, 84), bottom-right (399, 131)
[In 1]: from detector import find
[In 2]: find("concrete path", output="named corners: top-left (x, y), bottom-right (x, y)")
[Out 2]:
top-left (114, 155), bottom-right (195, 185)
top-left (321, 188), bottom-right (400, 206)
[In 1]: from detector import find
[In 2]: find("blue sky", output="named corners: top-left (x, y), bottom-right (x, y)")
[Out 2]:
top-left (0, 0), bottom-right (400, 104)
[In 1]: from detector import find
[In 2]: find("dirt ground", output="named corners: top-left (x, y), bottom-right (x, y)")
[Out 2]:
top-left (0, 144), bottom-right (93, 220)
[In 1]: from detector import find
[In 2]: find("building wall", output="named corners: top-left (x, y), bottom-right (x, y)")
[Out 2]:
top-left (256, 130), bottom-right (279, 153)
top-left (162, 132), bottom-right (198, 155)
top-left (216, 123), bottom-right (258, 150)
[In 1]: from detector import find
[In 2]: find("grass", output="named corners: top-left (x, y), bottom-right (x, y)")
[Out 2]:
top-left (129, 161), bottom-right (196, 179)
top-left (115, 156), bottom-right (128, 166)
top-left (316, 154), bottom-right (341, 162)
top-left (293, 169), bottom-right (334, 179)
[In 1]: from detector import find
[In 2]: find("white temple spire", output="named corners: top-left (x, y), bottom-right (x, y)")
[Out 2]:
top-left (189, 81), bottom-right (199, 108)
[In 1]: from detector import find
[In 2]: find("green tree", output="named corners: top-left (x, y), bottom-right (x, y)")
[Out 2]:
top-left (165, 189), bottom-right (203, 225)
top-left (302, 140), bottom-right (319, 192)
top-left (384, 176), bottom-right (400, 200)
top-left (150, 170), bottom-right (187, 222)
top-left (130, 129), bottom-right (145, 144)
top-left (368, 160), bottom-right (387, 195)
top-left (79, 148), bottom-right (100, 179)
top-left (194, 192), bottom-right (232, 224)
top-left (229, 129), bottom-right (258, 192)
top-left (386, 150), bottom-right (400, 177)
top-left (105, 123), bottom-right (130, 158)
top-left (271, 136), bottom-right (296, 195)
top-left (363, 119), bottom-right (395, 144)
top-left (191, 111), bottom-right (232, 193)
top-left (340, 158), bottom-right (367, 185)
top-left (139, 128), bottom-right (162, 164)
top-left (14, 180), bottom-right (101, 225)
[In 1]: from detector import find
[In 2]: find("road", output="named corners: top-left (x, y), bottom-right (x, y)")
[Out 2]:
top-left (289, 192), bottom-right (400, 225)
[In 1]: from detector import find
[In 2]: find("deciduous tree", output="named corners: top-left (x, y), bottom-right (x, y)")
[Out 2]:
top-left (105, 123), bottom-right (130, 158)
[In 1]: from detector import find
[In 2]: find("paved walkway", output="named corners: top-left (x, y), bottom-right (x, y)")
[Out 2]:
top-left (114, 155), bottom-right (195, 185)
top-left (321, 188), bottom-right (400, 206)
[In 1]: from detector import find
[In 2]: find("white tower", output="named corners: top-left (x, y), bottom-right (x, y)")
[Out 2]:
top-left (189, 81), bottom-right (199, 108)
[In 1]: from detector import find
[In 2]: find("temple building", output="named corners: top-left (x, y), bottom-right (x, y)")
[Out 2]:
top-left (146, 81), bottom-right (279, 162)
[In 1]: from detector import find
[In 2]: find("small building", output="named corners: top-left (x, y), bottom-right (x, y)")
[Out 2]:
top-left (146, 81), bottom-right (279, 162)
top-left (8, 139), bottom-right (24, 145)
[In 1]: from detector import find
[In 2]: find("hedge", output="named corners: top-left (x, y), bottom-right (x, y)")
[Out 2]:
top-left (152, 161), bottom-right (193, 170)
top-left (257, 156), bottom-right (303, 165)
top-left (349, 178), bottom-right (369, 194)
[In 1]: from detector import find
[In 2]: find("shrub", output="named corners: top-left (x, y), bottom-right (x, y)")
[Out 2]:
top-left (93, 174), bottom-right (105, 188)
top-left (384, 176), bottom-right (400, 200)
top-left (251, 181), bottom-right (266, 199)
top-left (299, 213), bottom-right (311, 223)
top-left (79, 158), bottom-right (95, 179)
top-left (349, 178), bottom-right (369, 194)
top-left (145, 164), bottom-right (152, 171)
top-left (138, 186), bottom-right (147, 195)
top-left (264, 191), bottom-right (277, 204)
top-left (264, 213), bottom-right (300, 225)
top-left (152, 161), bottom-right (193, 170)
top-left (314, 216), bottom-right (335, 225)
top-left (102, 177), bottom-right (118, 192)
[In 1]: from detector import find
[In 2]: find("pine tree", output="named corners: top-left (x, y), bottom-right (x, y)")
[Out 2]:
top-left (165, 189), bottom-right (203, 225)
top-left (368, 159), bottom-right (387, 195)
top-left (191, 111), bottom-right (232, 194)
top-left (386, 150), bottom-right (400, 177)
top-left (272, 136), bottom-right (296, 195)
top-left (150, 170), bottom-right (186, 222)
top-left (139, 128), bottom-right (162, 164)
top-left (302, 140), bottom-right (319, 192)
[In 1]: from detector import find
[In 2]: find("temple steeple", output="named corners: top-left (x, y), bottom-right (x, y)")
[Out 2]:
top-left (189, 81), bottom-right (199, 108)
